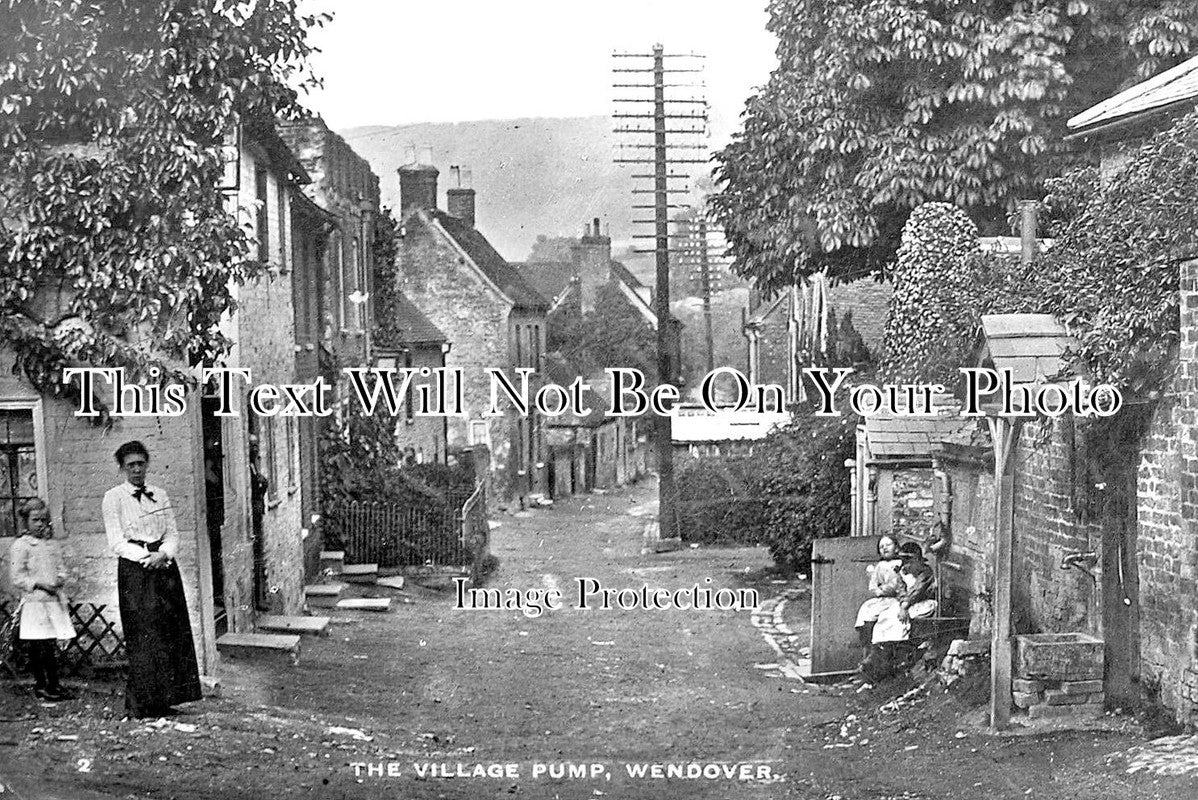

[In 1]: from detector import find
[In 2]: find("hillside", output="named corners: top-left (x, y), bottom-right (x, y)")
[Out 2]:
top-left (340, 116), bottom-right (706, 269)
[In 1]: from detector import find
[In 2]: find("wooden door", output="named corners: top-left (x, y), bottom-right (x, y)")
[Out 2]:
top-left (811, 535), bottom-right (884, 677)
top-left (1098, 421), bottom-right (1141, 707)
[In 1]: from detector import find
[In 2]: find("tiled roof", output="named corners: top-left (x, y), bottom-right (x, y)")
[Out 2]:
top-left (935, 419), bottom-right (992, 451)
top-left (978, 314), bottom-right (1079, 384)
top-left (864, 397), bottom-right (974, 459)
top-left (746, 292), bottom-right (788, 327)
top-left (1068, 55), bottom-right (1198, 133)
top-left (609, 260), bottom-right (644, 290)
top-left (392, 293), bottom-right (446, 344)
top-left (434, 211), bottom-right (549, 311)
top-left (514, 261), bottom-right (573, 302)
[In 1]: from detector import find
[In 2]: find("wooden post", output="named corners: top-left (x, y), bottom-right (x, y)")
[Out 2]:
top-left (988, 416), bottom-right (1019, 729)
top-left (865, 465), bottom-right (879, 537)
top-left (846, 458), bottom-right (859, 537)
top-left (1019, 200), bottom-right (1038, 266)
top-left (650, 45), bottom-right (680, 540)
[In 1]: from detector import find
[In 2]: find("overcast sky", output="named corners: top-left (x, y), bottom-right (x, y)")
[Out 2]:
top-left (301, 0), bottom-right (777, 145)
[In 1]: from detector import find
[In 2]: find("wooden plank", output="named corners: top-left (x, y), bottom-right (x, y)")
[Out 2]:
top-left (810, 535), bottom-right (885, 675)
top-left (257, 615), bottom-right (331, 637)
top-left (336, 598), bottom-right (391, 612)
top-left (989, 417), bottom-right (1017, 729)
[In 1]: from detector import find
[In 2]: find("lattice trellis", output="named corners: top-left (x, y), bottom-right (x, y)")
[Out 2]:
top-left (1, 599), bottom-right (126, 677)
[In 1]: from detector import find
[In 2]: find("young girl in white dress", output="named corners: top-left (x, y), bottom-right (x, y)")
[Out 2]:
top-left (9, 498), bottom-right (76, 701)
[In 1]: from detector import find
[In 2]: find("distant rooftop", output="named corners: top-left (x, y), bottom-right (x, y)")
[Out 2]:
top-left (1068, 55), bottom-right (1198, 135)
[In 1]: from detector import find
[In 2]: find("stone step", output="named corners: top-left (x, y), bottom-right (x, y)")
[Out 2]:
top-left (376, 576), bottom-right (406, 591)
top-left (256, 615), bottom-right (331, 637)
top-left (341, 563), bottom-right (379, 584)
top-left (335, 598), bottom-right (392, 612)
top-left (304, 583), bottom-right (346, 608)
top-left (217, 633), bottom-right (301, 664)
top-left (320, 551), bottom-right (345, 574)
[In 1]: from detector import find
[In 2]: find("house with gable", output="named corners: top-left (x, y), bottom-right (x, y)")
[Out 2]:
top-left (1, 115), bottom-right (319, 677)
top-left (393, 160), bottom-right (549, 505)
top-left (374, 292), bottom-right (451, 466)
top-left (277, 115), bottom-right (381, 576)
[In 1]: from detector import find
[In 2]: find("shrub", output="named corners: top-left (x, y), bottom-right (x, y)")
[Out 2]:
top-left (675, 410), bottom-right (858, 572)
top-left (676, 458), bottom-right (769, 545)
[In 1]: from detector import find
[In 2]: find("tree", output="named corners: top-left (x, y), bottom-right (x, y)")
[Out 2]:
top-left (710, 0), bottom-right (1198, 295)
top-left (0, 1), bottom-right (327, 394)
top-left (881, 203), bottom-right (982, 384)
top-left (557, 282), bottom-right (656, 377)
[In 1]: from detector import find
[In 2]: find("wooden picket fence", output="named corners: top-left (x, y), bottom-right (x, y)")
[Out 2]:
top-left (327, 482), bottom-right (489, 573)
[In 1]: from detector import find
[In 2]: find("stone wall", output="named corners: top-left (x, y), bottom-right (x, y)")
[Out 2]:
top-left (937, 453), bottom-right (996, 637)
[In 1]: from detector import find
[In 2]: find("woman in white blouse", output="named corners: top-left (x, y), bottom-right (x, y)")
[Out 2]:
top-left (101, 440), bottom-right (201, 719)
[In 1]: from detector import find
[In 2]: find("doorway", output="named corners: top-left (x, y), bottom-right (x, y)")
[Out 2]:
top-left (246, 408), bottom-right (269, 612)
top-left (200, 397), bottom-right (227, 636)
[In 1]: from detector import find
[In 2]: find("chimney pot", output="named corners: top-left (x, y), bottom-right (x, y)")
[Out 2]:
top-left (447, 187), bottom-right (476, 228)
top-left (398, 162), bottom-right (439, 215)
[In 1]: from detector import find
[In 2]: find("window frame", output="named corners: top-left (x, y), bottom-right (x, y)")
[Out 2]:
top-left (254, 164), bottom-right (270, 263)
top-left (0, 400), bottom-right (48, 538)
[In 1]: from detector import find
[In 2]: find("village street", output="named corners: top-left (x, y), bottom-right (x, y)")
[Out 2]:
top-left (2, 477), bottom-right (1196, 800)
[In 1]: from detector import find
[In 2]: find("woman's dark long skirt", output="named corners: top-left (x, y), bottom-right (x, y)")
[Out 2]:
top-left (118, 559), bottom-right (202, 717)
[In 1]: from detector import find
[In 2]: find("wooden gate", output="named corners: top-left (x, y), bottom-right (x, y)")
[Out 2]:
top-left (810, 535), bottom-right (884, 678)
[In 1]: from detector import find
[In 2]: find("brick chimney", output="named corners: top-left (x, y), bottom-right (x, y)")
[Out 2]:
top-left (571, 218), bottom-right (611, 311)
top-left (398, 162), bottom-right (439, 215)
top-left (447, 188), bottom-right (475, 227)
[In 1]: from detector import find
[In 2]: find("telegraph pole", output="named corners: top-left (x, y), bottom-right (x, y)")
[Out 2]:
top-left (698, 218), bottom-right (714, 376)
top-left (613, 45), bottom-right (707, 542)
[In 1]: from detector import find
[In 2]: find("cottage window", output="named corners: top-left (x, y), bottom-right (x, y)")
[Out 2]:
top-left (404, 351), bottom-right (415, 424)
top-left (276, 180), bottom-right (288, 269)
top-left (345, 237), bottom-right (360, 330)
top-left (354, 234), bottom-right (367, 330)
top-left (515, 324), bottom-right (523, 367)
top-left (285, 416), bottom-right (297, 491)
top-left (469, 420), bottom-right (489, 447)
top-left (331, 230), bottom-right (345, 329)
top-left (0, 409), bottom-right (38, 538)
top-left (255, 165), bottom-right (269, 262)
top-left (263, 417), bottom-right (279, 502)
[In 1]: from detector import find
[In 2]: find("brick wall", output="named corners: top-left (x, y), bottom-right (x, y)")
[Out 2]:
top-left (1135, 257), bottom-right (1198, 720)
top-left (1003, 258), bottom-right (1198, 723)
top-left (0, 353), bottom-right (218, 674)
top-left (1011, 419), bottom-right (1104, 636)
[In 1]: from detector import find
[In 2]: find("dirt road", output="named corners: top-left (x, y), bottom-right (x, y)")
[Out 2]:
top-left (1, 477), bottom-right (1194, 799)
